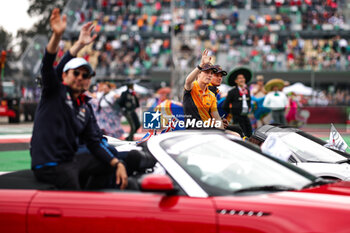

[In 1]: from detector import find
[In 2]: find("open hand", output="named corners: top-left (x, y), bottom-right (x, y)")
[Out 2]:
top-left (200, 49), bottom-right (212, 66)
top-left (50, 8), bottom-right (67, 35)
top-left (78, 22), bottom-right (98, 46)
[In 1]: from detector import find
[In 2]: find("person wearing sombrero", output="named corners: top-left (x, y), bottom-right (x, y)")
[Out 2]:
top-left (262, 78), bottom-right (288, 125)
top-left (222, 67), bottom-right (253, 137)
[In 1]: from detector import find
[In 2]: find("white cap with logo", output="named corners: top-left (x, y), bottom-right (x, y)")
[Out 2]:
top-left (63, 58), bottom-right (95, 76)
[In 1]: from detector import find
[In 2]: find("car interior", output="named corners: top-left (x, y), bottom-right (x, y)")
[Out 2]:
top-left (0, 149), bottom-right (158, 191)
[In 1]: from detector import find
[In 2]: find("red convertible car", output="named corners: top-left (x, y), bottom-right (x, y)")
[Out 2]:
top-left (1, 130), bottom-right (350, 233)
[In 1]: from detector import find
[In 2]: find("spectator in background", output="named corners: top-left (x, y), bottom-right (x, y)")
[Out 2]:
top-left (263, 78), bottom-right (288, 125)
top-left (251, 75), bottom-right (266, 97)
top-left (118, 80), bottom-right (141, 141)
top-left (147, 86), bottom-right (171, 111)
top-left (223, 67), bottom-right (253, 137)
top-left (96, 82), bottom-right (124, 139)
top-left (250, 75), bottom-right (271, 127)
top-left (58, 0), bottom-right (350, 76)
top-left (286, 92), bottom-right (299, 126)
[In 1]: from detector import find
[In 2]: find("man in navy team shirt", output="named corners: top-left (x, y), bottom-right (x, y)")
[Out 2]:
top-left (30, 8), bottom-right (128, 190)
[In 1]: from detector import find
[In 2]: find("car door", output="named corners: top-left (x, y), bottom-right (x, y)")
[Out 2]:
top-left (27, 190), bottom-right (217, 233)
top-left (214, 197), bottom-right (297, 233)
top-left (0, 190), bottom-right (37, 233)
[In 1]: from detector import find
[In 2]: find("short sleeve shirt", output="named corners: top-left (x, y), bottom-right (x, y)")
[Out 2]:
top-left (183, 81), bottom-right (218, 122)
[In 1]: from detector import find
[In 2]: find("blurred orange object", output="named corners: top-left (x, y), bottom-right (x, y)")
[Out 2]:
top-left (157, 87), bottom-right (171, 95)
top-left (163, 39), bottom-right (170, 49)
top-left (95, 24), bottom-right (101, 32)
top-left (265, 15), bottom-right (272, 22)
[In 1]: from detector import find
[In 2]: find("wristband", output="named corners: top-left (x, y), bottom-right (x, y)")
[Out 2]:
top-left (197, 65), bottom-right (203, 70)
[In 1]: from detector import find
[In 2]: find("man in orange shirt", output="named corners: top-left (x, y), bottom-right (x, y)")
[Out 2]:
top-left (183, 49), bottom-right (223, 129)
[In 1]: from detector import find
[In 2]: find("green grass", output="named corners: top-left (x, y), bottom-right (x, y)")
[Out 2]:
top-left (1, 135), bottom-right (350, 172)
top-left (0, 150), bottom-right (31, 171)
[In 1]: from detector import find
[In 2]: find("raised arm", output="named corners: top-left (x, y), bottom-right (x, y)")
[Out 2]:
top-left (69, 22), bottom-right (98, 56)
top-left (56, 22), bottom-right (98, 79)
top-left (41, 8), bottom-right (67, 93)
top-left (184, 49), bottom-right (212, 91)
top-left (46, 8), bottom-right (67, 54)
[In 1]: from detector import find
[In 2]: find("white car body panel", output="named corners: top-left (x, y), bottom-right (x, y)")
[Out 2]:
top-left (265, 131), bottom-right (350, 180)
top-left (294, 162), bottom-right (350, 181)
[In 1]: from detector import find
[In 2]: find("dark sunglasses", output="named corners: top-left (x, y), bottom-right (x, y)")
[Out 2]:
top-left (73, 70), bottom-right (90, 79)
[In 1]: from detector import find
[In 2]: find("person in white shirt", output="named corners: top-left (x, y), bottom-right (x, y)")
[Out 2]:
top-left (263, 79), bottom-right (288, 125)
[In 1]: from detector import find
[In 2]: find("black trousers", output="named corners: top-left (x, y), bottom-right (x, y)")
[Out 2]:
top-left (232, 115), bottom-right (252, 137)
top-left (226, 125), bottom-right (244, 138)
top-left (125, 111), bottom-right (141, 141)
top-left (271, 109), bottom-right (287, 125)
top-left (33, 152), bottom-right (113, 190)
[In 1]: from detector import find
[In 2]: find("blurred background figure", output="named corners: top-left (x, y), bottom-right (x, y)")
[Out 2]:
top-left (263, 78), bottom-right (288, 125)
top-left (96, 82), bottom-right (124, 139)
top-left (285, 91), bottom-right (310, 127)
top-left (251, 75), bottom-right (266, 98)
top-left (118, 80), bottom-right (140, 141)
top-left (147, 86), bottom-right (171, 111)
top-left (223, 67), bottom-right (253, 137)
top-left (250, 74), bottom-right (271, 128)
top-left (286, 91), bottom-right (299, 126)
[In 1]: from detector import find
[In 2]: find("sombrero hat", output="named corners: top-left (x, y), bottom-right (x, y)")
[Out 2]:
top-left (226, 67), bottom-right (252, 86)
top-left (264, 79), bottom-right (285, 92)
top-left (124, 78), bottom-right (140, 85)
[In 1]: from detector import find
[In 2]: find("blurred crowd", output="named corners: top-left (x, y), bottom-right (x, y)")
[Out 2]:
top-left (248, 76), bottom-right (350, 108)
top-left (57, 0), bottom-right (350, 77)
top-left (29, 0), bottom-right (347, 119)
top-left (246, 75), bottom-right (350, 128)
top-left (218, 34), bottom-right (350, 71)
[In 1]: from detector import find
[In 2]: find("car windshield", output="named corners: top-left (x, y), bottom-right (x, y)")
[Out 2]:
top-left (275, 132), bottom-right (346, 163)
top-left (162, 134), bottom-right (312, 193)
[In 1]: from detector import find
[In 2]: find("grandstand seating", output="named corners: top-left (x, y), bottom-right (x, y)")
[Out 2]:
top-left (20, 0), bottom-right (350, 80)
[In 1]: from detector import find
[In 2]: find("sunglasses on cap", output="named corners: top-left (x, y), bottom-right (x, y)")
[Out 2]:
top-left (212, 65), bottom-right (227, 76)
top-left (72, 70), bottom-right (90, 79)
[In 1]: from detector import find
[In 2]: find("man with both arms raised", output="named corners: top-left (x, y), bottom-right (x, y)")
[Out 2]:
top-left (30, 8), bottom-right (127, 190)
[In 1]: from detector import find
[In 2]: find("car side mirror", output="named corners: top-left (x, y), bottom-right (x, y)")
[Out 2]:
top-left (140, 174), bottom-right (175, 193)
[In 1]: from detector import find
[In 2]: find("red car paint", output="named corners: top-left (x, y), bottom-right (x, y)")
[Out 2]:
top-left (0, 190), bottom-right (37, 232)
top-left (1, 181), bottom-right (350, 233)
top-left (27, 191), bottom-right (216, 233)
